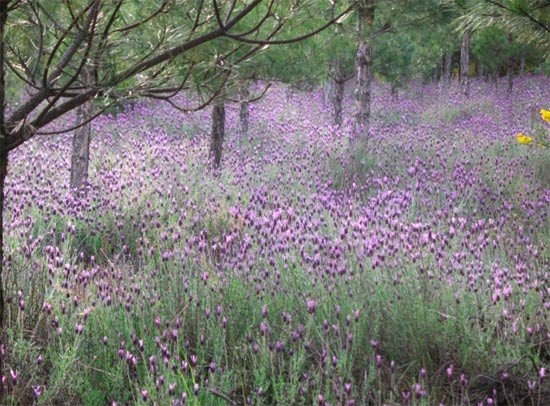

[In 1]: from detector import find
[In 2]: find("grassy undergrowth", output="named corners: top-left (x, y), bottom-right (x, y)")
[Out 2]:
top-left (2, 81), bottom-right (549, 405)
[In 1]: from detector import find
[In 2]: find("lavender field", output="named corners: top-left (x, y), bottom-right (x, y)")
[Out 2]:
top-left (2, 77), bottom-right (549, 405)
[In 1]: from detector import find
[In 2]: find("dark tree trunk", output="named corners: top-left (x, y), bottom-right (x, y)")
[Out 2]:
top-left (331, 57), bottom-right (345, 127)
top-left (460, 30), bottom-right (472, 97)
top-left (478, 64), bottom-right (484, 79)
top-left (492, 71), bottom-right (498, 88)
top-left (239, 84), bottom-right (249, 137)
top-left (444, 51), bottom-right (452, 83)
top-left (0, 148), bottom-right (7, 380)
top-left (210, 99), bottom-right (225, 169)
top-left (70, 69), bottom-right (93, 191)
top-left (354, 4), bottom-right (374, 134)
top-left (333, 78), bottom-right (344, 127)
top-left (391, 83), bottom-right (398, 102)
top-left (0, 0), bottom-right (8, 384)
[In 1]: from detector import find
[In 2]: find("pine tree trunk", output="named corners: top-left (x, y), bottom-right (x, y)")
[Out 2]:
top-left (70, 69), bottom-right (93, 192)
top-left (354, 4), bottom-right (374, 134)
top-left (323, 80), bottom-right (334, 106)
top-left (210, 99), bottom-right (225, 169)
top-left (520, 56), bottom-right (525, 76)
top-left (444, 52), bottom-right (452, 83)
top-left (0, 0), bottom-right (8, 382)
top-left (460, 30), bottom-right (472, 97)
top-left (391, 83), bottom-right (398, 102)
top-left (331, 57), bottom-right (345, 127)
top-left (333, 79), bottom-right (344, 127)
top-left (239, 84), bottom-right (249, 137)
top-left (507, 34), bottom-right (514, 93)
top-left (0, 147), bottom-right (7, 378)
top-left (70, 103), bottom-right (93, 191)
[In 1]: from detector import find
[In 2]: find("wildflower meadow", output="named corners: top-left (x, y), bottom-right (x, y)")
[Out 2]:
top-left (1, 76), bottom-right (549, 405)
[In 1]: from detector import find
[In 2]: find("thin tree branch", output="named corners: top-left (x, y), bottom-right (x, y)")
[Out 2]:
top-left (36, 99), bottom-right (115, 135)
top-left (484, 0), bottom-right (549, 32)
top-left (111, 0), bottom-right (170, 34)
top-left (110, 0), bottom-right (263, 84)
top-left (224, 82), bottom-right (271, 103)
top-left (221, 6), bottom-right (355, 45)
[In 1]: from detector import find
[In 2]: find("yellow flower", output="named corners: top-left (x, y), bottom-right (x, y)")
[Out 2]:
top-left (541, 109), bottom-right (550, 123)
top-left (516, 133), bottom-right (533, 145)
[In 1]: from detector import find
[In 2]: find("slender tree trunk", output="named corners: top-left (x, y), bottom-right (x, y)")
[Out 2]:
top-left (70, 68), bottom-right (93, 191)
top-left (210, 98), bottom-right (225, 169)
top-left (323, 80), bottom-right (334, 106)
top-left (478, 64), bottom-right (484, 79)
top-left (520, 56), bottom-right (525, 76)
top-left (70, 103), bottom-right (93, 191)
top-left (492, 71), bottom-right (498, 88)
top-left (0, 0), bottom-right (8, 385)
top-left (439, 53), bottom-right (445, 82)
top-left (391, 83), bottom-right (398, 102)
top-left (333, 78), bottom-right (344, 127)
top-left (444, 52), bottom-right (452, 84)
top-left (460, 30), bottom-right (472, 97)
top-left (507, 34), bottom-right (514, 93)
top-left (354, 4), bottom-right (374, 134)
top-left (331, 57), bottom-right (345, 127)
top-left (239, 84), bottom-right (249, 137)
top-left (0, 148), bottom-right (7, 381)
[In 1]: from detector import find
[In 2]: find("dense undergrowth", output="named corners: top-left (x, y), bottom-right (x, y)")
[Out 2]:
top-left (1, 77), bottom-right (549, 405)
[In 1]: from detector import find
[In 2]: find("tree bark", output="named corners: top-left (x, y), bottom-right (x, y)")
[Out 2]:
top-left (354, 4), bottom-right (374, 134)
top-left (239, 84), bottom-right (249, 137)
top-left (460, 30), bottom-right (472, 97)
top-left (70, 102), bottom-right (93, 191)
top-left (331, 57), bottom-right (345, 127)
top-left (0, 0), bottom-right (8, 384)
top-left (70, 68), bottom-right (93, 191)
top-left (210, 98), bottom-right (225, 169)
top-left (0, 148), bottom-right (7, 380)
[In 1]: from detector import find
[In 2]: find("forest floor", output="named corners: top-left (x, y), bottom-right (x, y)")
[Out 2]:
top-left (2, 76), bottom-right (549, 405)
